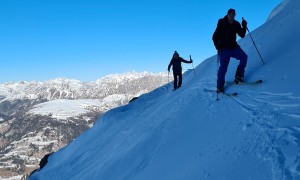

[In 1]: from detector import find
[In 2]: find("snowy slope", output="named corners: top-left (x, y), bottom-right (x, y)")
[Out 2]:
top-left (30, 1), bottom-right (300, 179)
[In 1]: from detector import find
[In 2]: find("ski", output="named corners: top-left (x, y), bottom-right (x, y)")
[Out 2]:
top-left (226, 79), bottom-right (263, 85)
top-left (220, 92), bottom-right (238, 97)
top-left (204, 89), bottom-right (238, 97)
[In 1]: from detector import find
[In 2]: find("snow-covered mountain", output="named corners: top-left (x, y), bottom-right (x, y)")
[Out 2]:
top-left (29, 1), bottom-right (300, 180)
top-left (0, 71), bottom-right (168, 101)
top-left (0, 72), bottom-right (169, 179)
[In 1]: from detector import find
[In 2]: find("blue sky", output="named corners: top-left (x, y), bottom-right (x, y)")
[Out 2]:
top-left (0, 0), bottom-right (282, 83)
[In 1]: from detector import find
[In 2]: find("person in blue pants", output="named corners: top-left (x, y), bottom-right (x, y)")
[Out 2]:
top-left (212, 8), bottom-right (248, 93)
top-left (168, 51), bottom-right (193, 90)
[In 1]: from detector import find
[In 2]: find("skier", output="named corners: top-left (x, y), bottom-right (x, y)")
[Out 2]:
top-left (167, 51), bottom-right (193, 90)
top-left (213, 8), bottom-right (248, 93)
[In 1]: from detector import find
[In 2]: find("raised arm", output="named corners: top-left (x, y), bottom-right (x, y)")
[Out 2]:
top-left (180, 57), bottom-right (192, 64)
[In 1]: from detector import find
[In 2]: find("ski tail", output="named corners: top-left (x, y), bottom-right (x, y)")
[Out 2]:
top-left (227, 79), bottom-right (263, 85)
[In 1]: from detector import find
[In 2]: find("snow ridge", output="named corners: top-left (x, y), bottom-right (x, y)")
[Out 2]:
top-left (267, 0), bottom-right (290, 21)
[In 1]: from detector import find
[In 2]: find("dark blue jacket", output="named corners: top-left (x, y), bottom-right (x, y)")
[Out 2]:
top-left (213, 15), bottom-right (246, 50)
top-left (168, 57), bottom-right (191, 73)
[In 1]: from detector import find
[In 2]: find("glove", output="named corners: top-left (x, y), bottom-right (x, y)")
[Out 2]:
top-left (242, 19), bottom-right (247, 27)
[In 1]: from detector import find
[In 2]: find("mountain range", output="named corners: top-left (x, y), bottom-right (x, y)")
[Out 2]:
top-left (0, 71), bottom-right (169, 179)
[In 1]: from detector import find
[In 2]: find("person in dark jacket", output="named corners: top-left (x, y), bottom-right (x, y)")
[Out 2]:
top-left (168, 51), bottom-right (193, 90)
top-left (213, 8), bottom-right (248, 93)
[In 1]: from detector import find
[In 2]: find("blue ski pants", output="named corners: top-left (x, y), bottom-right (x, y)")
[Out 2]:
top-left (217, 47), bottom-right (248, 89)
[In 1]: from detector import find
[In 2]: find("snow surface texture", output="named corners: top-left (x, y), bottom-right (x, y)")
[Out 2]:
top-left (30, 1), bottom-right (300, 179)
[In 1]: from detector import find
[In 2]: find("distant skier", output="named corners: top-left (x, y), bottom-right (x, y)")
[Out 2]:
top-left (167, 51), bottom-right (193, 90)
top-left (213, 8), bottom-right (248, 93)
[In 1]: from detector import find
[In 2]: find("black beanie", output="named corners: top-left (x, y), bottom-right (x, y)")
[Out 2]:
top-left (227, 8), bottom-right (236, 14)
top-left (174, 51), bottom-right (179, 56)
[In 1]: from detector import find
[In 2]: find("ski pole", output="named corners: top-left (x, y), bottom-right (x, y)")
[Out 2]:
top-left (167, 71), bottom-right (170, 92)
top-left (242, 17), bottom-right (265, 65)
top-left (190, 55), bottom-right (196, 77)
top-left (216, 53), bottom-right (220, 101)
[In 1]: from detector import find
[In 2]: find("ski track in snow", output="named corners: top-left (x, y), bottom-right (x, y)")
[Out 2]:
top-left (183, 77), bottom-right (269, 179)
top-left (192, 76), bottom-right (300, 179)
top-left (224, 87), bottom-right (300, 179)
